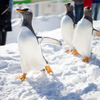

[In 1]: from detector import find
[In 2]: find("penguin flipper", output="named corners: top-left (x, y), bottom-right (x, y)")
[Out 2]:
top-left (95, 32), bottom-right (100, 37)
top-left (37, 36), bottom-right (62, 46)
top-left (93, 28), bottom-right (100, 37)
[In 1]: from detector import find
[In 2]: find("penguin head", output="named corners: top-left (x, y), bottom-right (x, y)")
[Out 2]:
top-left (17, 8), bottom-right (33, 23)
top-left (84, 6), bottom-right (92, 17)
top-left (65, 3), bottom-right (73, 12)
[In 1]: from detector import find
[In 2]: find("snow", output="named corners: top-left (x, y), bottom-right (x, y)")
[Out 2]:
top-left (0, 13), bottom-right (100, 100)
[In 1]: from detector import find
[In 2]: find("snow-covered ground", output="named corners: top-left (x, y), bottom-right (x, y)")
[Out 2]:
top-left (0, 12), bottom-right (100, 100)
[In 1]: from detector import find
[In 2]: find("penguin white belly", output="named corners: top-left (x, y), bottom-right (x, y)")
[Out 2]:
top-left (17, 26), bottom-right (46, 73)
top-left (61, 15), bottom-right (74, 49)
top-left (73, 18), bottom-right (93, 57)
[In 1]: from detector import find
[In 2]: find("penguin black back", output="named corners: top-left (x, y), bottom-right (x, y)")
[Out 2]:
top-left (65, 3), bottom-right (75, 25)
top-left (83, 6), bottom-right (93, 24)
top-left (17, 8), bottom-right (36, 36)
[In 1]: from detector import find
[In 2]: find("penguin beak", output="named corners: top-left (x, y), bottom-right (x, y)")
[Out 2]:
top-left (84, 8), bottom-right (89, 11)
top-left (65, 4), bottom-right (68, 7)
top-left (16, 9), bottom-right (25, 13)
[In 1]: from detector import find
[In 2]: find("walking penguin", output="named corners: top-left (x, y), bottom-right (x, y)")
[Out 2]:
top-left (16, 8), bottom-right (53, 81)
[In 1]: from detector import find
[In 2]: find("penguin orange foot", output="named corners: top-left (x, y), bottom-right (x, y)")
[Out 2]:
top-left (45, 65), bottom-right (53, 73)
top-left (82, 57), bottom-right (89, 62)
top-left (72, 49), bottom-right (78, 55)
top-left (66, 49), bottom-right (72, 53)
top-left (16, 73), bottom-right (27, 81)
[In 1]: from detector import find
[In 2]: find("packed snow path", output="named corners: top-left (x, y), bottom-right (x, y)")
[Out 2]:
top-left (0, 15), bottom-right (100, 100)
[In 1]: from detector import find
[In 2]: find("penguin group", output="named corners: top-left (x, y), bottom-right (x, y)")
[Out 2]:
top-left (16, 3), bottom-right (99, 81)
top-left (61, 3), bottom-right (97, 63)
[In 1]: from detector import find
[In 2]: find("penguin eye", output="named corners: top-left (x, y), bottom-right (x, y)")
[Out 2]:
top-left (70, 5), bottom-right (72, 7)
top-left (89, 8), bottom-right (92, 11)
top-left (27, 11), bottom-right (30, 14)
top-left (27, 9), bottom-right (31, 14)
top-left (28, 9), bottom-right (31, 12)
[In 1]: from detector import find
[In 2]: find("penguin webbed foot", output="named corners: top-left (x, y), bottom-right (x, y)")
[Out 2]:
top-left (66, 49), bottom-right (72, 53)
top-left (45, 65), bottom-right (53, 73)
top-left (72, 49), bottom-right (78, 55)
top-left (82, 57), bottom-right (89, 62)
top-left (16, 73), bottom-right (27, 81)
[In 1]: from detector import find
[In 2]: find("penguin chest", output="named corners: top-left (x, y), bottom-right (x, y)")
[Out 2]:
top-left (61, 15), bottom-right (74, 46)
top-left (73, 18), bottom-right (93, 57)
top-left (17, 27), bottom-right (38, 54)
top-left (17, 27), bottom-right (46, 73)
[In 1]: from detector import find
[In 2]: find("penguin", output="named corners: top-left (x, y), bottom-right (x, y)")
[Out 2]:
top-left (72, 6), bottom-right (93, 62)
top-left (16, 8), bottom-right (53, 81)
top-left (61, 3), bottom-right (75, 53)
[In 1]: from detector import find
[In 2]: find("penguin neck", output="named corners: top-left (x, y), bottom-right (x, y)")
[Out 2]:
top-left (66, 11), bottom-right (75, 24)
top-left (66, 11), bottom-right (73, 16)
top-left (83, 15), bottom-right (93, 24)
top-left (22, 19), bottom-right (36, 36)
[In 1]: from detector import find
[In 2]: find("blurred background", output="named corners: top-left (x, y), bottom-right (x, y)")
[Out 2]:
top-left (12, 0), bottom-right (73, 19)
top-left (6, 0), bottom-right (100, 43)
top-left (12, 0), bottom-right (100, 20)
